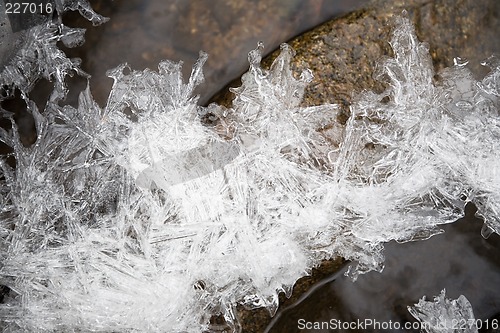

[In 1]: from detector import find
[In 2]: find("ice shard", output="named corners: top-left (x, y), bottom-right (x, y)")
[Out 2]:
top-left (409, 290), bottom-right (478, 333)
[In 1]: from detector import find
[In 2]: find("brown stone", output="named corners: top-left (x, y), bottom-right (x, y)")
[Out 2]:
top-left (211, 0), bottom-right (500, 113)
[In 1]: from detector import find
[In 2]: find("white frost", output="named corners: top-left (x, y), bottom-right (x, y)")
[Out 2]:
top-left (0, 7), bottom-right (499, 333)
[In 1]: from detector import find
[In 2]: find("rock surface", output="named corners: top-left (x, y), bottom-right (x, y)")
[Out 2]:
top-left (209, 0), bottom-right (500, 331)
top-left (212, 0), bottom-right (500, 113)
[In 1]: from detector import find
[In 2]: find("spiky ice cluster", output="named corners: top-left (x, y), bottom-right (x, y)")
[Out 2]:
top-left (409, 290), bottom-right (478, 333)
top-left (0, 7), bottom-right (499, 333)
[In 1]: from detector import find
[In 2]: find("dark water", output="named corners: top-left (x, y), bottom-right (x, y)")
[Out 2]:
top-left (266, 204), bottom-right (500, 332)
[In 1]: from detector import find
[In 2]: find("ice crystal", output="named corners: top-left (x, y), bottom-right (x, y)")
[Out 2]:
top-left (0, 9), bottom-right (499, 333)
top-left (0, 0), bottom-right (108, 101)
top-left (343, 16), bottom-right (500, 241)
top-left (408, 290), bottom-right (478, 333)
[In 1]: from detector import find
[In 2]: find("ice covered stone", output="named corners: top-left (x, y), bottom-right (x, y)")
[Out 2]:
top-left (1, 8), bottom-right (499, 333)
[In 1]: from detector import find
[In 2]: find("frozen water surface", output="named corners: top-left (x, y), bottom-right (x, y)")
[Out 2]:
top-left (0, 4), bottom-right (499, 333)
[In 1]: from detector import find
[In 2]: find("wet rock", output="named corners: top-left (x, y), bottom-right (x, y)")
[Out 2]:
top-left (208, 0), bottom-right (500, 331)
top-left (211, 0), bottom-right (500, 115)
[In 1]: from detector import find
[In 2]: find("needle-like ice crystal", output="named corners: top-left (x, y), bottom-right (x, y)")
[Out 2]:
top-left (408, 290), bottom-right (478, 333)
top-left (0, 0), bottom-right (108, 101)
top-left (0, 7), bottom-right (499, 333)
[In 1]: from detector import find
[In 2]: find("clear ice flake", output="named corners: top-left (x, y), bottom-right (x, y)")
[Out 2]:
top-left (408, 290), bottom-right (478, 333)
top-left (0, 8), bottom-right (499, 333)
top-left (0, 0), bottom-right (108, 102)
top-left (54, 0), bottom-right (110, 26)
